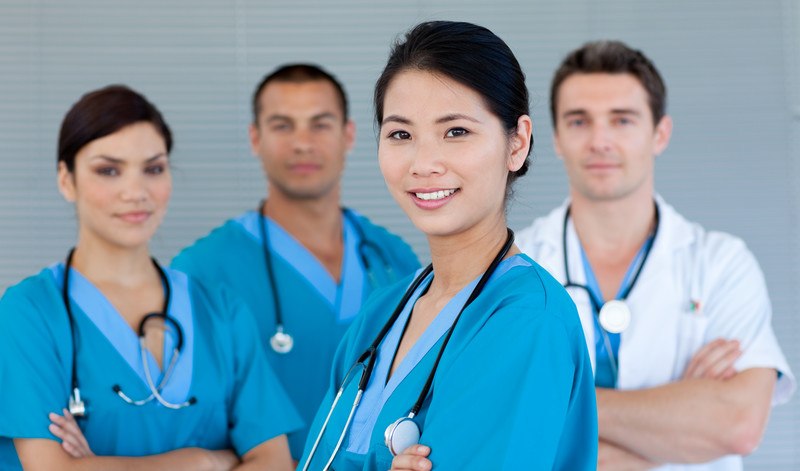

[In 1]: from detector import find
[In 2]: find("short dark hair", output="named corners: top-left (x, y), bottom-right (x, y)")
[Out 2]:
top-left (374, 21), bottom-right (532, 187)
top-left (58, 85), bottom-right (172, 172)
top-left (550, 40), bottom-right (667, 127)
top-left (251, 63), bottom-right (349, 123)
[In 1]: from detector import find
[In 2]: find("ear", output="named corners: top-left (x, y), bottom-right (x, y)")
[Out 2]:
top-left (57, 161), bottom-right (77, 203)
top-left (653, 115), bottom-right (673, 156)
top-left (248, 122), bottom-right (261, 157)
top-left (552, 128), bottom-right (564, 161)
top-left (507, 115), bottom-right (532, 172)
top-left (344, 119), bottom-right (356, 153)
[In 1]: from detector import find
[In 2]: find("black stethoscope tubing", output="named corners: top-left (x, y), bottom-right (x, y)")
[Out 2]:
top-left (302, 228), bottom-right (514, 469)
top-left (257, 200), bottom-right (394, 354)
top-left (62, 248), bottom-right (185, 417)
top-left (561, 203), bottom-right (660, 313)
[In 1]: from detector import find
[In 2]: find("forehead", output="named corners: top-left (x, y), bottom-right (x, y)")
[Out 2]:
top-left (77, 122), bottom-right (167, 160)
top-left (257, 79), bottom-right (343, 120)
top-left (382, 70), bottom-right (489, 120)
top-left (557, 73), bottom-right (650, 115)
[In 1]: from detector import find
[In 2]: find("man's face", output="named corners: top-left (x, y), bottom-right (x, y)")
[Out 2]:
top-left (249, 79), bottom-right (354, 202)
top-left (553, 73), bottom-right (671, 203)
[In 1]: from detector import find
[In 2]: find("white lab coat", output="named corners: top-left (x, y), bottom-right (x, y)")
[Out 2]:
top-left (516, 195), bottom-right (795, 471)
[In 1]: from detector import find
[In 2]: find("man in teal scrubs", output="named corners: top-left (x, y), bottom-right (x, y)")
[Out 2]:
top-left (172, 64), bottom-right (419, 460)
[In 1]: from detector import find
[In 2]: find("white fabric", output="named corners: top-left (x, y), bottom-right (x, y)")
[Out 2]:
top-left (516, 195), bottom-right (796, 471)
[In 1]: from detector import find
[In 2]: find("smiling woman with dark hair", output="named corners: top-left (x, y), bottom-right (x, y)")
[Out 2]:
top-left (298, 21), bottom-right (597, 471)
top-left (0, 85), bottom-right (300, 471)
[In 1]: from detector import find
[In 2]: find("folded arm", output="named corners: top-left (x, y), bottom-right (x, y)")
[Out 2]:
top-left (597, 367), bottom-right (776, 463)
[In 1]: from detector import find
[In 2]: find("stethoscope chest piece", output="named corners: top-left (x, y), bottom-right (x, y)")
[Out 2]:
top-left (598, 299), bottom-right (631, 334)
top-left (270, 328), bottom-right (294, 354)
top-left (384, 416), bottom-right (421, 456)
top-left (69, 387), bottom-right (87, 417)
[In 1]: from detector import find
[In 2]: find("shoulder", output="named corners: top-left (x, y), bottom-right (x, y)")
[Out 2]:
top-left (479, 255), bottom-right (581, 334)
top-left (1, 268), bottom-right (60, 311)
top-left (166, 266), bottom-right (251, 324)
top-left (172, 214), bottom-right (254, 267)
top-left (0, 267), bottom-right (65, 338)
top-left (345, 209), bottom-right (416, 255)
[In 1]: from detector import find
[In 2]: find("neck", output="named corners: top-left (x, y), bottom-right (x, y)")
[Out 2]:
top-left (70, 237), bottom-right (157, 287)
top-left (264, 190), bottom-right (343, 242)
top-left (426, 217), bottom-right (516, 298)
top-left (569, 189), bottom-right (656, 254)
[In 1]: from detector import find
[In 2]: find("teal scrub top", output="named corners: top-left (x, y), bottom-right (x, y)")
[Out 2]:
top-left (299, 254), bottom-right (598, 471)
top-left (171, 208), bottom-right (420, 459)
top-left (0, 265), bottom-right (302, 470)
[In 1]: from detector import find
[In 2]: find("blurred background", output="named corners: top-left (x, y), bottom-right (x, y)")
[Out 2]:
top-left (0, 0), bottom-right (797, 466)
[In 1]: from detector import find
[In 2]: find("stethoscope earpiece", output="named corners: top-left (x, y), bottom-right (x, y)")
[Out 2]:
top-left (68, 387), bottom-right (87, 417)
top-left (384, 416), bottom-right (421, 456)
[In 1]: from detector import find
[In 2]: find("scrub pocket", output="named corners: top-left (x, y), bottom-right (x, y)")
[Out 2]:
top-left (672, 311), bottom-right (709, 377)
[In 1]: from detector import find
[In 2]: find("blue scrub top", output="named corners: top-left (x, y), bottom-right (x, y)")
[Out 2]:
top-left (171, 208), bottom-right (420, 459)
top-left (0, 265), bottom-right (302, 469)
top-left (299, 254), bottom-right (598, 470)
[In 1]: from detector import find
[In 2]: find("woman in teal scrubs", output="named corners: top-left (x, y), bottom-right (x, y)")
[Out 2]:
top-left (299, 21), bottom-right (597, 471)
top-left (0, 85), bottom-right (301, 470)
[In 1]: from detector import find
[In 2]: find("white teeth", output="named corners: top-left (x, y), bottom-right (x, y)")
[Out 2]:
top-left (415, 189), bottom-right (456, 201)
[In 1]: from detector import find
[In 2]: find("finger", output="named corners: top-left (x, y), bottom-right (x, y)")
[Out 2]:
top-left (400, 445), bottom-right (430, 457)
top-left (704, 346), bottom-right (742, 379)
top-left (61, 409), bottom-right (93, 454)
top-left (683, 339), bottom-right (726, 378)
top-left (48, 423), bottom-right (66, 440)
top-left (391, 454), bottom-right (432, 471)
top-left (61, 438), bottom-right (85, 458)
top-left (686, 340), bottom-right (739, 379)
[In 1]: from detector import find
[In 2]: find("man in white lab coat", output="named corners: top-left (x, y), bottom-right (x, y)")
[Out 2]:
top-left (516, 40), bottom-right (795, 470)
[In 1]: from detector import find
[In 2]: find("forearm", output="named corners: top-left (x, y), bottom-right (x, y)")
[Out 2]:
top-left (232, 436), bottom-right (293, 471)
top-left (597, 368), bottom-right (775, 463)
top-left (15, 439), bottom-right (231, 471)
top-left (597, 439), bottom-right (658, 471)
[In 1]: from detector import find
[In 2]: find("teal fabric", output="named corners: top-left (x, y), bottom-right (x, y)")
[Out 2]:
top-left (299, 254), bottom-right (598, 470)
top-left (171, 209), bottom-right (419, 459)
top-left (0, 267), bottom-right (302, 469)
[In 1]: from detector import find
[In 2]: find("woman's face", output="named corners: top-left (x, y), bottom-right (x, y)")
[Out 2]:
top-left (58, 121), bottom-right (171, 251)
top-left (378, 70), bottom-right (530, 241)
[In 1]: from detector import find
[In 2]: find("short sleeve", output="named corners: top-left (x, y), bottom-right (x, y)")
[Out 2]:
top-left (0, 278), bottom-right (70, 442)
top-left (223, 289), bottom-right (304, 455)
top-left (701, 235), bottom-right (795, 404)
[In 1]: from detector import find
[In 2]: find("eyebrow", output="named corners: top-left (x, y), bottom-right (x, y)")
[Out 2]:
top-left (91, 153), bottom-right (167, 164)
top-left (561, 108), bottom-right (641, 118)
top-left (266, 112), bottom-right (340, 123)
top-left (381, 113), bottom-right (481, 126)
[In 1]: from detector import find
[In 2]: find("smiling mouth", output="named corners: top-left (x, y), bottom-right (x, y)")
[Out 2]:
top-left (414, 189), bottom-right (457, 201)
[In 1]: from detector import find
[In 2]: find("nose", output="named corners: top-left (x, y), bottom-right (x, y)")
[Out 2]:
top-left (588, 123), bottom-right (612, 155)
top-left (293, 127), bottom-right (314, 154)
top-left (120, 174), bottom-right (148, 203)
top-left (408, 139), bottom-right (446, 177)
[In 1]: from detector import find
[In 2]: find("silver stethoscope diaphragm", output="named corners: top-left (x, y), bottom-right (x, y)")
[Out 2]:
top-left (598, 299), bottom-right (631, 334)
top-left (270, 327), bottom-right (294, 354)
top-left (384, 415), bottom-right (421, 456)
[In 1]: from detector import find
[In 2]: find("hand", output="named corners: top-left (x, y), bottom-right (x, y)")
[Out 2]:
top-left (48, 408), bottom-right (94, 458)
top-left (390, 445), bottom-right (431, 471)
top-left (205, 449), bottom-right (239, 471)
top-left (682, 338), bottom-right (741, 380)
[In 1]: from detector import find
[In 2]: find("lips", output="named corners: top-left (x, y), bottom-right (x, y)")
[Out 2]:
top-left (116, 211), bottom-right (151, 223)
top-left (408, 188), bottom-right (459, 209)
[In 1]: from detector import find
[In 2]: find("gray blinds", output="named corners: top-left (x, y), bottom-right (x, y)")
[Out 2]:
top-left (0, 0), bottom-right (797, 466)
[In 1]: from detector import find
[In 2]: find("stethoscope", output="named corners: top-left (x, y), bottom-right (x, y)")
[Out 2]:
top-left (257, 200), bottom-right (396, 354)
top-left (301, 229), bottom-right (514, 470)
top-left (63, 248), bottom-right (196, 418)
top-left (561, 204), bottom-right (659, 379)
